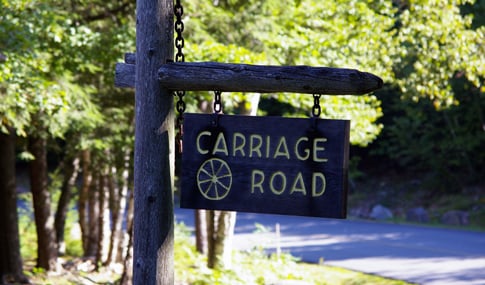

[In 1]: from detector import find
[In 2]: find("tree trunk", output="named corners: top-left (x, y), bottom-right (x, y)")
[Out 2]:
top-left (86, 168), bottom-right (100, 257)
top-left (79, 149), bottom-right (92, 256)
top-left (195, 210), bottom-right (207, 254)
top-left (120, 211), bottom-right (134, 285)
top-left (110, 148), bottom-right (132, 264)
top-left (54, 155), bottom-right (80, 256)
top-left (206, 210), bottom-right (236, 269)
top-left (95, 167), bottom-right (111, 269)
top-left (28, 135), bottom-right (58, 271)
top-left (106, 165), bottom-right (120, 266)
top-left (0, 130), bottom-right (28, 283)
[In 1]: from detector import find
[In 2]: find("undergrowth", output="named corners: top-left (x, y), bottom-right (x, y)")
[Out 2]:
top-left (174, 223), bottom-right (411, 285)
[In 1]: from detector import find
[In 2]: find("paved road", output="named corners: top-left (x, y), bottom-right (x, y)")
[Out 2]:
top-left (175, 208), bottom-right (485, 285)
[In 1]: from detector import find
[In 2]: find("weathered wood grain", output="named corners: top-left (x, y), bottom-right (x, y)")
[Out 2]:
top-left (158, 62), bottom-right (383, 95)
top-left (125, 52), bottom-right (136, 64)
top-left (132, 0), bottom-right (174, 284)
top-left (114, 63), bottom-right (135, 88)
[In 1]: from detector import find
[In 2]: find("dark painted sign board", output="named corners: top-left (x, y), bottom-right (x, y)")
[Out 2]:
top-left (180, 113), bottom-right (349, 218)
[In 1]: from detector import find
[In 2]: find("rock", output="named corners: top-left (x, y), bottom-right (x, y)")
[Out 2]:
top-left (369, 204), bottom-right (393, 220)
top-left (441, 210), bottom-right (469, 226)
top-left (349, 205), bottom-right (371, 219)
top-left (406, 207), bottom-right (429, 223)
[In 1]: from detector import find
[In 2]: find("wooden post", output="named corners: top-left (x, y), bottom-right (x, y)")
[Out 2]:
top-left (134, 0), bottom-right (174, 284)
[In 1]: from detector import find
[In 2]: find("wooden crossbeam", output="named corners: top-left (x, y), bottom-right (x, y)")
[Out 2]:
top-left (159, 62), bottom-right (382, 95)
top-left (115, 54), bottom-right (383, 95)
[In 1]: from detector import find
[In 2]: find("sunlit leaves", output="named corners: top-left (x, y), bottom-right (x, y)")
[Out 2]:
top-left (183, 0), bottom-right (392, 145)
top-left (0, 0), bottom-right (101, 137)
top-left (395, 0), bottom-right (485, 108)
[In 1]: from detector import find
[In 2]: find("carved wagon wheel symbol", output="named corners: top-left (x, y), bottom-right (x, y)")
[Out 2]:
top-left (197, 158), bottom-right (232, 200)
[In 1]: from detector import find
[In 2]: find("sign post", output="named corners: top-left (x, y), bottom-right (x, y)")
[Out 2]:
top-left (115, 1), bottom-right (383, 282)
top-left (133, 0), bottom-right (174, 284)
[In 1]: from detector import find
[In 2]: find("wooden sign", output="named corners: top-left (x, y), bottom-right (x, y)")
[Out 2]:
top-left (181, 114), bottom-right (349, 218)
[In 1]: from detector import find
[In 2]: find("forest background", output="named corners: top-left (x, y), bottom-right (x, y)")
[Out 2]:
top-left (0, 0), bottom-right (484, 284)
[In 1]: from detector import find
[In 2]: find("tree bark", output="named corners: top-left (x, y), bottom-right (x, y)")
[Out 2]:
top-left (195, 210), bottom-right (207, 254)
top-left (79, 149), bottom-right (92, 256)
top-left (54, 155), bottom-right (80, 256)
top-left (120, 206), bottom-right (134, 285)
top-left (86, 168), bottom-right (100, 257)
top-left (110, 148), bottom-right (132, 264)
top-left (95, 167), bottom-right (111, 269)
top-left (28, 135), bottom-right (58, 271)
top-left (206, 210), bottom-right (236, 269)
top-left (106, 165), bottom-right (120, 266)
top-left (0, 130), bottom-right (28, 283)
top-left (133, 0), bottom-right (175, 283)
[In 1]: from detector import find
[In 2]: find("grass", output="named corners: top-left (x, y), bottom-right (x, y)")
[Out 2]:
top-left (173, 223), bottom-right (411, 285)
top-left (20, 219), bottom-right (412, 285)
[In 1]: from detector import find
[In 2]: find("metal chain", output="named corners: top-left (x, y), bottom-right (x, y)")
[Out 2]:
top-left (174, 0), bottom-right (185, 153)
top-left (174, 0), bottom-right (185, 63)
top-left (312, 94), bottom-right (322, 117)
top-left (213, 91), bottom-right (222, 113)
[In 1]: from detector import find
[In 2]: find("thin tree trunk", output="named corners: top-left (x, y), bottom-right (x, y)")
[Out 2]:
top-left (106, 165), bottom-right (120, 266)
top-left (28, 135), bottom-right (58, 271)
top-left (54, 155), bottom-right (80, 256)
top-left (120, 216), bottom-right (134, 285)
top-left (113, 148), bottom-right (131, 263)
top-left (0, 130), bottom-right (28, 283)
top-left (79, 149), bottom-right (92, 256)
top-left (96, 167), bottom-right (111, 269)
top-left (206, 210), bottom-right (236, 269)
top-left (120, 186), bottom-right (134, 285)
top-left (86, 167), bottom-right (99, 257)
top-left (195, 210), bottom-right (207, 254)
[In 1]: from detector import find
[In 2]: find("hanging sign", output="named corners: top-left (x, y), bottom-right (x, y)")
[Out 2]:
top-left (180, 113), bottom-right (349, 218)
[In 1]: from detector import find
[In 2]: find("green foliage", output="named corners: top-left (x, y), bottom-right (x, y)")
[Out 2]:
top-left (372, 79), bottom-right (484, 192)
top-left (183, 0), bottom-right (396, 146)
top-left (0, 0), bottom-right (102, 138)
top-left (395, 0), bottom-right (485, 107)
top-left (174, 223), bottom-right (410, 285)
top-left (18, 189), bottom-right (83, 260)
top-left (18, 192), bottom-right (37, 260)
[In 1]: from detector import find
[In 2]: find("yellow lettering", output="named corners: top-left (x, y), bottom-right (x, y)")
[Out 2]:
top-left (312, 172), bottom-right (326, 197)
top-left (251, 170), bottom-right (265, 193)
top-left (295, 137), bottom-right (310, 161)
top-left (266, 136), bottom-right (271, 158)
top-left (313, 138), bottom-right (328, 162)
top-left (250, 134), bottom-right (263, 158)
top-left (270, 171), bottom-right (286, 195)
top-left (196, 131), bottom-right (211, 155)
top-left (273, 137), bottom-right (290, 159)
top-left (233, 133), bottom-right (246, 157)
top-left (290, 172), bottom-right (307, 195)
top-left (213, 132), bottom-right (228, 156)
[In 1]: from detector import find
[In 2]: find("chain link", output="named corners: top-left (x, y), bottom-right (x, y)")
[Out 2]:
top-left (174, 0), bottom-right (185, 63)
top-left (312, 94), bottom-right (322, 117)
top-left (174, 0), bottom-right (185, 153)
top-left (213, 91), bottom-right (222, 113)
